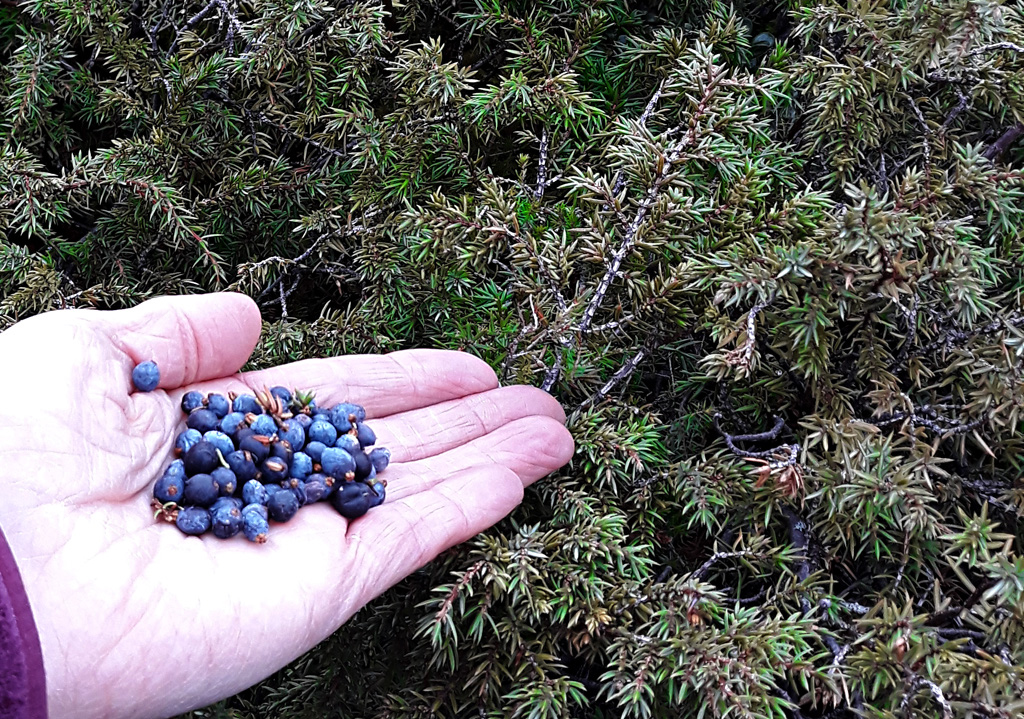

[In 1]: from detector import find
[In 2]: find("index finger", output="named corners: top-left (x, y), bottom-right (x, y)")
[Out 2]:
top-left (237, 349), bottom-right (499, 418)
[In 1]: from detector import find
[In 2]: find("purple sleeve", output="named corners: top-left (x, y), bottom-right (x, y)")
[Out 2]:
top-left (0, 523), bottom-right (47, 719)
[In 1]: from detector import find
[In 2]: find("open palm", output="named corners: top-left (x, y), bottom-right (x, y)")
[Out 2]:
top-left (0, 293), bottom-right (574, 719)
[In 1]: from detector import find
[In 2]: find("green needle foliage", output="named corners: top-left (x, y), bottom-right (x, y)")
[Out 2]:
top-left (3, 0), bottom-right (1024, 716)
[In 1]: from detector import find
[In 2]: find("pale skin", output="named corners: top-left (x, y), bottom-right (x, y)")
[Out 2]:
top-left (0, 293), bottom-right (575, 719)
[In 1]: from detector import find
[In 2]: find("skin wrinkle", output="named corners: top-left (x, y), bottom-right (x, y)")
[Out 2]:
top-left (376, 385), bottom-right (563, 463)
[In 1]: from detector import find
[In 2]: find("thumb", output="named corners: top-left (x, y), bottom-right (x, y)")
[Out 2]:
top-left (99, 292), bottom-right (263, 390)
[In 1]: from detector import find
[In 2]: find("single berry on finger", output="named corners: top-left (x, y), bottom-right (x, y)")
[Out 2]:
top-left (132, 361), bottom-right (160, 392)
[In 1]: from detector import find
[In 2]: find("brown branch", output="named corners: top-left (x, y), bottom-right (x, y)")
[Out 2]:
top-left (983, 123), bottom-right (1024, 161)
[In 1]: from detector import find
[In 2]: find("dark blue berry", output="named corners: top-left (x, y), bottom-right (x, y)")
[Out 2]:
top-left (242, 479), bottom-right (268, 506)
top-left (212, 467), bottom-right (237, 496)
top-left (263, 483), bottom-right (281, 498)
top-left (183, 473), bottom-right (220, 506)
top-left (270, 386), bottom-right (292, 405)
top-left (308, 420), bottom-right (337, 446)
top-left (132, 361), bottom-right (160, 392)
top-left (278, 421), bottom-right (304, 450)
top-left (356, 422), bottom-right (376, 448)
top-left (305, 441), bottom-right (327, 463)
top-left (220, 411), bottom-right (246, 435)
top-left (261, 457), bottom-right (288, 483)
top-left (176, 507), bottom-right (211, 535)
top-left (269, 439), bottom-right (293, 466)
top-left (165, 459), bottom-right (186, 478)
top-left (321, 447), bottom-right (356, 480)
top-left (211, 496), bottom-right (243, 513)
top-left (153, 472), bottom-right (185, 503)
top-left (290, 452), bottom-right (313, 480)
top-left (250, 414), bottom-right (278, 437)
top-left (211, 503), bottom-right (243, 539)
top-left (335, 434), bottom-right (360, 454)
top-left (242, 502), bottom-right (268, 520)
top-left (181, 391), bottom-right (205, 414)
top-left (352, 449), bottom-right (372, 480)
top-left (302, 476), bottom-right (328, 503)
top-left (183, 441), bottom-right (220, 476)
top-left (186, 409), bottom-right (220, 434)
top-left (368, 480), bottom-right (386, 508)
top-left (175, 428), bottom-right (202, 455)
top-left (267, 489), bottom-right (300, 522)
top-left (242, 510), bottom-right (269, 543)
top-left (328, 404), bottom-right (357, 433)
top-left (308, 472), bottom-right (334, 496)
top-left (203, 430), bottom-right (234, 458)
top-left (232, 394), bottom-right (262, 415)
top-left (206, 393), bottom-right (230, 418)
top-left (239, 435), bottom-right (271, 464)
top-left (369, 447), bottom-right (391, 473)
top-left (330, 481), bottom-right (372, 519)
top-left (231, 425), bottom-right (255, 445)
top-left (281, 481), bottom-right (307, 507)
top-left (312, 412), bottom-right (330, 424)
top-left (225, 450), bottom-right (258, 482)
top-left (292, 413), bottom-right (313, 431)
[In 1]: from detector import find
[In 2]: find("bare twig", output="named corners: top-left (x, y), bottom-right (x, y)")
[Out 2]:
top-left (984, 123), bottom-right (1024, 161)
top-left (901, 675), bottom-right (953, 719)
top-left (967, 42), bottom-right (1024, 57)
top-left (578, 346), bottom-right (647, 409)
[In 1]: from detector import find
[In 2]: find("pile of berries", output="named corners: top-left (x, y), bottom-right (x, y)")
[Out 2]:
top-left (149, 383), bottom-right (390, 543)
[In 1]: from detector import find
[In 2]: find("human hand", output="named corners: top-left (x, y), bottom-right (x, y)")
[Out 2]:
top-left (0, 293), bottom-right (575, 719)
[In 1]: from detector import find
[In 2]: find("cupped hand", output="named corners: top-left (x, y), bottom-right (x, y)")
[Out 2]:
top-left (0, 293), bottom-right (574, 719)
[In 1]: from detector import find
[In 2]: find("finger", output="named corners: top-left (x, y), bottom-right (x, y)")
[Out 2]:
top-left (343, 465), bottom-right (525, 609)
top-left (100, 293), bottom-right (263, 390)
top-left (371, 384), bottom-right (567, 462)
top-left (237, 349), bottom-right (498, 418)
top-left (381, 415), bottom-right (575, 501)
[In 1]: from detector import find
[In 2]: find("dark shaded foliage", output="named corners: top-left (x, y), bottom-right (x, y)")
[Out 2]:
top-left (3, 0), bottom-right (1024, 716)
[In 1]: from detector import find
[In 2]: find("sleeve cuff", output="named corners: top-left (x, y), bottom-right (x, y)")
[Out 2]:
top-left (0, 522), bottom-right (48, 719)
